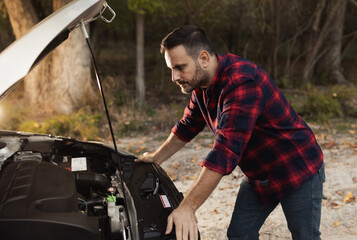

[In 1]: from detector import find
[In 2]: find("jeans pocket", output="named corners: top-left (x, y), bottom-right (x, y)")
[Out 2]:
top-left (318, 163), bottom-right (325, 198)
top-left (318, 163), bottom-right (326, 184)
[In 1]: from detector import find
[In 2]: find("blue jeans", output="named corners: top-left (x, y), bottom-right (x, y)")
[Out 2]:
top-left (227, 165), bottom-right (325, 240)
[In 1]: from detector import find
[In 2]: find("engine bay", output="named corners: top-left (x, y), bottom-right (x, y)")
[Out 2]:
top-left (0, 133), bottom-right (182, 240)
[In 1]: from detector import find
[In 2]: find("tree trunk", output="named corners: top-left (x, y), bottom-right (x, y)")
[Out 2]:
top-left (303, 0), bottom-right (326, 83)
top-left (4, 0), bottom-right (95, 114)
top-left (270, 0), bottom-right (280, 82)
top-left (303, 0), bottom-right (346, 84)
top-left (4, 0), bottom-right (43, 107)
top-left (3, 0), bottom-right (38, 37)
top-left (135, 11), bottom-right (145, 107)
top-left (49, 0), bottom-right (95, 114)
top-left (317, 0), bottom-right (347, 84)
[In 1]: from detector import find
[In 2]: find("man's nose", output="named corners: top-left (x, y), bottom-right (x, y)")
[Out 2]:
top-left (172, 70), bottom-right (180, 82)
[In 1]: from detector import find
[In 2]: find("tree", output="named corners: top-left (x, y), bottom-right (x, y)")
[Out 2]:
top-left (128, 0), bottom-right (164, 107)
top-left (317, 0), bottom-right (348, 84)
top-left (135, 10), bottom-right (145, 107)
top-left (0, 3), bottom-right (12, 52)
top-left (303, 0), bottom-right (348, 84)
top-left (3, 0), bottom-right (95, 114)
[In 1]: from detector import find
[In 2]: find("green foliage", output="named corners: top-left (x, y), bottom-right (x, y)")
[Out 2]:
top-left (112, 101), bottom-right (186, 137)
top-left (301, 90), bottom-right (343, 122)
top-left (18, 110), bottom-right (103, 141)
top-left (113, 90), bottom-right (128, 106)
top-left (1, 0), bottom-right (357, 138)
top-left (283, 91), bottom-right (305, 115)
top-left (0, 0), bottom-right (7, 18)
top-left (346, 108), bottom-right (357, 118)
top-left (299, 85), bottom-right (357, 122)
top-left (0, 0), bottom-right (14, 50)
top-left (289, 84), bottom-right (357, 122)
top-left (330, 84), bottom-right (357, 117)
top-left (276, 76), bottom-right (293, 89)
top-left (127, 0), bottom-right (164, 13)
top-left (116, 119), bottom-right (145, 136)
top-left (332, 120), bottom-right (353, 134)
top-left (330, 84), bottom-right (356, 105)
top-left (114, 106), bottom-right (146, 137)
top-left (1, 0), bottom-right (356, 87)
top-left (0, 87), bottom-right (28, 130)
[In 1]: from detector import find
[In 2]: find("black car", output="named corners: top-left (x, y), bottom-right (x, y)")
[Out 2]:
top-left (0, 1), bottom-right (188, 239)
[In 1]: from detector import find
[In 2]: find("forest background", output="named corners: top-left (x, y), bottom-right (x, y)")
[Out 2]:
top-left (0, 0), bottom-right (357, 141)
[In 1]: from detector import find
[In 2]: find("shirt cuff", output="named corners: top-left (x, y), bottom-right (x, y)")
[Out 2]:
top-left (171, 127), bottom-right (191, 143)
top-left (200, 141), bottom-right (239, 175)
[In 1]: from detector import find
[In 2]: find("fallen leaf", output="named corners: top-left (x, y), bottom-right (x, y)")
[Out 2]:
top-left (325, 141), bottom-right (336, 149)
top-left (219, 186), bottom-right (232, 190)
top-left (333, 221), bottom-right (340, 227)
top-left (330, 202), bottom-right (340, 209)
top-left (181, 175), bottom-right (189, 180)
top-left (316, 133), bottom-right (325, 141)
top-left (166, 171), bottom-right (177, 181)
top-left (336, 190), bottom-right (344, 195)
top-left (191, 155), bottom-right (198, 163)
top-left (343, 229), bottom-right (357, 235)
top-left (343, 192), bottom-right (356, 203)
top-left (171, 162), bottom-right (181, 169)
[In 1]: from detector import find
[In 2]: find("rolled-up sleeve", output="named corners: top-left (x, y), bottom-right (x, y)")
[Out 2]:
top-left (172, 93), bottom-right (206, 142)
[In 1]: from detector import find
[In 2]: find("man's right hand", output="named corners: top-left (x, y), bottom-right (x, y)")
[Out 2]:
top-left (165, 204), bottom-right (199, 240)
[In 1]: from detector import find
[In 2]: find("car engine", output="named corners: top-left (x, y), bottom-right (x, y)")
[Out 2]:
top-left (0, 133), bottom-right (182, 240)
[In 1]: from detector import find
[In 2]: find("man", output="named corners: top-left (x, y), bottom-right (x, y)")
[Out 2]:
top-left (135, 25), bottom-right (325, 240)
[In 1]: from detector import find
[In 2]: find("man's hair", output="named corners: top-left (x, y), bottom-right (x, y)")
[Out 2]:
top-left (160, 25), bottom-right (215, 58)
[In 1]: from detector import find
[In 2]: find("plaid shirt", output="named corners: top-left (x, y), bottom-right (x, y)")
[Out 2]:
top-left (172, 53), bottom-right (323, 204)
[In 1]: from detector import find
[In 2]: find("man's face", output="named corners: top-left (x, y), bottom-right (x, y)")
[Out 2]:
top-left (164, 45), bottom-right (210, 94)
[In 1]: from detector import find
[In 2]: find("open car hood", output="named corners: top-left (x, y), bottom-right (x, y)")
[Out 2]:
top-left (0, 2), bottom-right (192, 238)
top-left (0, 0), bottom-right (106, 100)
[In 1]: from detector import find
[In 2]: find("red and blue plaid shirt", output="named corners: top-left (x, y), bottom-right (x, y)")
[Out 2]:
top-left (172, 53), bottom-right (323, 204)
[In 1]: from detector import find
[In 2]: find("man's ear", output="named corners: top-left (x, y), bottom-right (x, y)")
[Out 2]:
top-left (198, 50), bottom-right (210, 68)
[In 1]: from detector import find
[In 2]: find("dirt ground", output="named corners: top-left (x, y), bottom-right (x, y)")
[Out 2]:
top-left (117, 126), bottom-right (357, 240)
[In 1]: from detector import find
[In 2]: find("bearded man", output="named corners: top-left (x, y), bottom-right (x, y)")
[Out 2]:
top-left (136, 25), bottom-right (325, 240)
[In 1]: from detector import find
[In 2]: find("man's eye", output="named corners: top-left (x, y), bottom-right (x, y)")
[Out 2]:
top-left (176, 66), bottom-right (184, 71)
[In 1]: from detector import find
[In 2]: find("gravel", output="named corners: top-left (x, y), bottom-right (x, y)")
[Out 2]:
top-left (117, 130), bottom-right (357, 240)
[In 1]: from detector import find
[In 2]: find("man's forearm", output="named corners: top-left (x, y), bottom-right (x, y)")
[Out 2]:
top-left (152, 132), bottom-right (187, 164)
top-left (180, 167), bottom-right (223, 211)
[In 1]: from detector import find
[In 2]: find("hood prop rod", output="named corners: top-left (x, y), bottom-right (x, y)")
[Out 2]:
top-left (80, 22), bottom-right (127, 205)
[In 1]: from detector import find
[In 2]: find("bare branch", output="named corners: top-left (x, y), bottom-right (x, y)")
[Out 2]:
top-left (342, 30), bottom-right (357, 57)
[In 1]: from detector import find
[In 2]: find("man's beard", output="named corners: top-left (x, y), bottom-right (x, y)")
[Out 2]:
top-left (179, 66), bottom-right (210, 94)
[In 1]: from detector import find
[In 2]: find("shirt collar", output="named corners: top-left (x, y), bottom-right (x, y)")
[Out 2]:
top-left (202, 53), bottom-right (225, 93)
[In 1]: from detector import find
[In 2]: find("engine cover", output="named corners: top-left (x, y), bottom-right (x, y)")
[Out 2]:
top-left (0, 160), bottom-right (100, 240)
